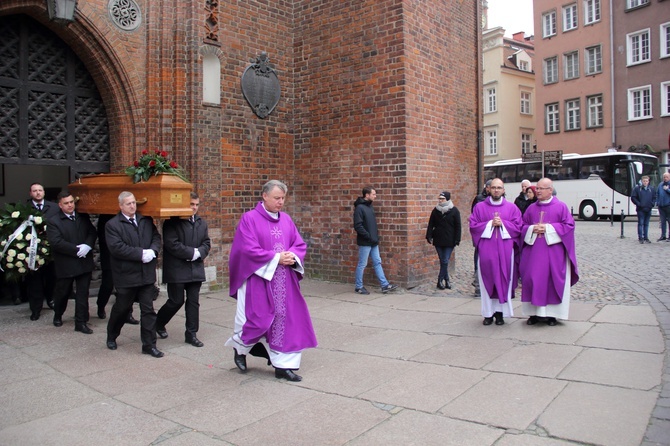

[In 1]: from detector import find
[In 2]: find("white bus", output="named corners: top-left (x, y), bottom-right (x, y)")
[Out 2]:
top-left (484, 152), bottom-right (661, 220)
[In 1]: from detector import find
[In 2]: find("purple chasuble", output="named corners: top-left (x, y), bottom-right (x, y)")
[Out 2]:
top-left (228, 202), bottom-right (317, 353)
top-left (469, 198), bottom-right (522, 303)
top-left (519, 198), bottom-right (579, 306)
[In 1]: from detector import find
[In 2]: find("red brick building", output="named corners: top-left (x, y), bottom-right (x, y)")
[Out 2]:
top-left (0, 0), bottom-right (481, 289)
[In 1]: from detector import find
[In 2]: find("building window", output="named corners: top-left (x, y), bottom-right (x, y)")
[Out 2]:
top-left (627, 0), bottom-right (649, 8)
top-left (587, 95), bottom-right (603, 128)
top-left (564, 51), bottom-right (580, 80)
top-left (545, 103), bottom-right (560, 133)
top-left (661, 81), bottom-right (670, 117)
top-left (585, 45), bottom-right (602, 75)
top-left (585, 0), bottom-right (600, 25)
top-left (520, 91), bottom-right (532, 115)
top-left (543, 11), bottom-right (557, 38)
top-left (485, 129), bottom-right (498, 156)
top-left (544, 56), bottom-right (558, 84)
top-left (563, 4), bottom-right (578, 31)
top-left (661, 22), bottom-right (670, 58)
top-left (518, 60), bottom-right (530, 71)
top-left (521, 133), bottom-right (533, 154)
top-left (627, 29), bottom-right (651, 66)
top-left (628, 86), bottom-right (652, 120)
top-left (565, 99), bottom-right (581, 130)
top-left (485, 87), bottom-right (497, 113)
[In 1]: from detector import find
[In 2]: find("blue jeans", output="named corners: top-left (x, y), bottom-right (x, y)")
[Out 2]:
top-left (355, 245), bottom-right (389, 289)
top-left (435, 246), bottom-right (454, 282)
top-left (636, 210), bottom-right (651, 240)
top-left (660, 206), bottom-right (670, 239)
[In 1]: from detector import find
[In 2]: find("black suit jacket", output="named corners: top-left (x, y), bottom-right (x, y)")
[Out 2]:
top-left (27, 199), bottom-right (60, 222)
top-left (46, 212), bottom-right (97, 279)
top-left (162, 215), bottom-right (211, 284)
top-left (105, 212), bottom-right (161, 288)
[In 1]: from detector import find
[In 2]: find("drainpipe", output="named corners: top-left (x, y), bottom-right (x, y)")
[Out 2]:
top-left (609, 0), bottom-right (616, 147)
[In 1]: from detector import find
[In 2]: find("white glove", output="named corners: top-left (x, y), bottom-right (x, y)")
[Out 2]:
top-left (76, 244), bottom-right (92, 258)
top-left (191, 249), bottom-right (201, 261)
top-left (141, 249), bottom-right (156, 263)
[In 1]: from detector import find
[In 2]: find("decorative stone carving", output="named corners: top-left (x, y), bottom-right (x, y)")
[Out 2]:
top-left (108, 0), bottom-right (142, 31)
top-left (204, 0), bottom-right (219, 42)
top-left (241, 52), bottom-right (281, 119)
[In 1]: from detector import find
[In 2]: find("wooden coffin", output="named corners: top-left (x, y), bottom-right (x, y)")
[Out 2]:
top-left (68, 174), bottom-right (193, 217)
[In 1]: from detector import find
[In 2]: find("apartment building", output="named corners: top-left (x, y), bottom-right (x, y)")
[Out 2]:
top-left (533, 0), bottom-right (669, 162)
top-left (482, 27), bottom-right (536, 163)
top-left (613, 0), bottom-right (670, 163)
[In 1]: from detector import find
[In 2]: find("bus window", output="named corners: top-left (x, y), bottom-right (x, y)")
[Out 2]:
top-left (483, 167), bottom-right (496, 182)
top-left (613, 164), bottom-right (631, 196)
top-left (519, 162), bottom-right (542, 182)
top-left (579, 158), bottom-right (607, 179)
top-left (557, 160), bottom-right (578, 180)
top-left (501, 165), bottom-right (517, 183)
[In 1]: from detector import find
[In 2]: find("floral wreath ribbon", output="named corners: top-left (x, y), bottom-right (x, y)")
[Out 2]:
top-left (0, 215), bottom-right (40, 272)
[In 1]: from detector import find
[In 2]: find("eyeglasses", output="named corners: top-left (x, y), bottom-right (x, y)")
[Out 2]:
top-left (536, 187), bottom-right (552, 190)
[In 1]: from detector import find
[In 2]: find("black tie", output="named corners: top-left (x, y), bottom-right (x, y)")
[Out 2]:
top-left (69, 215), bottom-right (75, 221)
top-left (189, 216), bottom-right (195, 224)
top-left (37, 203), bottom-right (42, 211)
top-left (129, 217), bottom-right (136, 227)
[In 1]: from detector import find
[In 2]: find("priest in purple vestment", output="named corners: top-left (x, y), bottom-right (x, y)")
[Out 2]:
top-left (519, 178), bottom-right (579, 326)
top-left (470, 178), bottom-right (523, 326)
top-left (224, 180), bottom-right (317, 382)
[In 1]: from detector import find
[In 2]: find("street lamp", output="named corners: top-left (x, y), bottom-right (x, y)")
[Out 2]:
top-left (46, 0), bottom-right (77, 23)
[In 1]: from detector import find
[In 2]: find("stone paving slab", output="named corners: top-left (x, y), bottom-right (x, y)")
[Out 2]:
top-left (538, 382), bottom-right (658, 445)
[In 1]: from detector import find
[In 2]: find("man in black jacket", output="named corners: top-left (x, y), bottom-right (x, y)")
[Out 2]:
top-left (105, 191), bottom-right (163, 357)
top-left (25, 183), bottom-right (59, 319)
top-left (353, 186), bottom-right (398, 295)
top-left (156, 192), bottom-right (211, 347)
top-left (47, 191), bottom-right (97, 333)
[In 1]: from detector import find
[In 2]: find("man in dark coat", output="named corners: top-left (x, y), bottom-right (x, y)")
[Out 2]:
top-left (156, 192), bottom-right (211, 347)
top-left (47, 191), bottom-right (97, 333)
top-left (25, 182), bottom-right (60, 319)
top-left (105, 191), bottom-right (163, 357)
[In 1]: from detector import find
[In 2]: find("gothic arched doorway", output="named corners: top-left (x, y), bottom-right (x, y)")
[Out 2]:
top-left (0, 14), bottom-right (110, 202)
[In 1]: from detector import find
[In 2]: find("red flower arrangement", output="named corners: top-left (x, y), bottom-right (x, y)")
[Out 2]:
top-left (125, 149), bottom-right (189, 183)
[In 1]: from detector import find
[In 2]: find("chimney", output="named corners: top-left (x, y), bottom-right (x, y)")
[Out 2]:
top-left (512, 32), bottom-right (525, 42)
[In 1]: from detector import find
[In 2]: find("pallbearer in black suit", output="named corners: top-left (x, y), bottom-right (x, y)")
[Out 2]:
top-left (105, 192), bottom-right (163, 357)
top-left (46, 191), bottom-right (97, 333)
top-left (156, 192), bottom-right (211, 347)
top-left (26, 183), bottom-right (60, 320)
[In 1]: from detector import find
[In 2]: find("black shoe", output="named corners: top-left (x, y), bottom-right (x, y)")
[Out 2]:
top-left (47, 300), bottom-right (55, 310)
top-left (156, 327), bottom-right (168, 339)
top-left (527, 316), bottom-right (539, 325)
top-left (494, 312), bottom-right (504, 325)
top-left (275, 368), bottom-right (302, 382)
top-left (639, 239), bottom-right (645, 244)
top-left (30, 312), bottom-right (40, 321)
top-left (445, 280), bottom-right (452, 290)
top-left (547, 317), bottom-right (558, 326)
top-left (436, 279), bottom-right (446, 290)
top-left (234, 348), bottom-right (247, 372)
top-left (97, 307), bottom-right (106, 319)
top-left (53, 317), bottom-right (63, 327)
top-left (106, 340), bottom-right (117, 350)
top-left (142, 346), bottom-right (164, 358)
top-left (381, 284), bottom-right (398, 293)
top-left (75, 324), bottom-right (93, 334)
top-left (185, 337), bottom-right (204, 347)
top-left (126, 315), bottom-right (140, 325)
top-left (644, 239), bottom-right (651, 244)
top-left (658, 237), bottom-right (667, 242)
top-left (14, 297), bottom-right (22, 305)
top-left (354, 287), bottom-right (370, 295)
top-left (483, 317), bottom-right (493, 326)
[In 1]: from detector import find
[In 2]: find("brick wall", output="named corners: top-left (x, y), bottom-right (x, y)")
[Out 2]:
top-left (2, 0), bottom-right (479, 289)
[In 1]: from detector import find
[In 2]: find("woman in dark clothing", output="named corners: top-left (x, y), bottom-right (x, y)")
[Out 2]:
top-left (523, 186), bottom-right (538, 213)
top-left (426, 191), bottom-right (462, 289)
